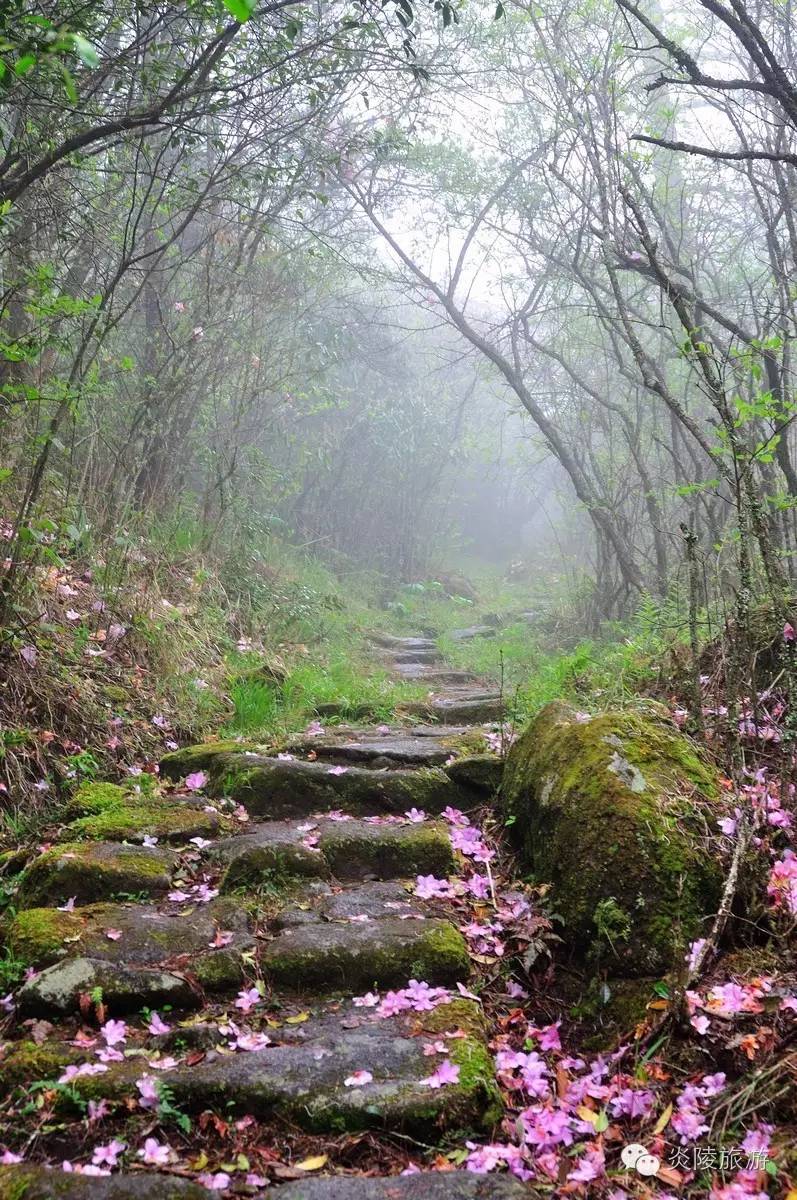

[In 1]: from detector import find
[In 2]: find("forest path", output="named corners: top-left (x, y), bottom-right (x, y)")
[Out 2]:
top-left (0, 635), bottom-right (529, 1198)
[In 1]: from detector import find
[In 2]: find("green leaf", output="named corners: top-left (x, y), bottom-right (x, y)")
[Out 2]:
top-left (61, 65), bottom-right (77, 103)
top-left (70, 34), bottom-right (99, 68)
top-left (14, 53), bottom-right (36, 76)
top-left (221, 0), bottom-right (255, 21)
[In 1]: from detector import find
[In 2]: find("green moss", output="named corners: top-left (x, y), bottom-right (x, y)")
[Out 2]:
top-left (66, 800), bottom-right (224, 844)
top-left (447, 1035), bottom-right (503, 1127)
top-left (159, 740), bottom-right (260, 781)
top-left (16, 842), bottom-right (172, 908)
top-left (226, 759), bottom-right (459, 819)
top-left (320, 822), bottom-right (454, 879)
top-left (0, 1040), bottom-right (81, 1089)
top-left (501, 702), bottom-right (722, 975)
top-left (63, 780), bottom-right (128, 818)
top-left (192, 948), bottom-right (246, 991)
top-left (440, 728), bottom-right (489, 755)
top-left (5, 908), bottom-right (82, 966)
top-left (263, 919), bottom-right (469, 992)
top-left (219, 845), bottom-right (327, 894)
top-left (417, 997), bottom-right (487, 1039)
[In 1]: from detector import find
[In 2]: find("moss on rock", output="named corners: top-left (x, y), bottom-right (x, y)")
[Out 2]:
top-left (501, 702), bottom-right (722, 975)
top-left (262, 917), bottom-right (470, 992)
top-left (416, 997), bottom-right (488, 1039)
top-left (319, 821), bottom-right (454, 880)
top-left (5, 907), bottom-right (83, 966)
top-left (159, 741), bottom-right (262, 781)
top-left (64, 781), bottom-right (131, 818)
top-left (16, 842), bottom-right (174, 909)
top-left (219, 757), bottom-right (461, 819)
top-left (445, 755), bottom-right (503, 796)
top-left (0, 1040), bottom-right (82, 1090)
top-left (66, 800), bottom-right (223, 844)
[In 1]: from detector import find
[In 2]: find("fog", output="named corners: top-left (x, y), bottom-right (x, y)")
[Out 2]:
top-left (2, 0), bottom-right (796, 625)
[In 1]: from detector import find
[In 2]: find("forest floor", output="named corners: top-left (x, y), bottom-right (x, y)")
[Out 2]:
top-left (1, 547), bottom-right (796, 1198)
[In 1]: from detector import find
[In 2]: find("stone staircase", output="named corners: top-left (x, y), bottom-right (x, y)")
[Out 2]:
top-left (0, 636), bottom-right (529, 1198)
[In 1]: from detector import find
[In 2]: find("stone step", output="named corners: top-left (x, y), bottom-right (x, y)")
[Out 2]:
top-left (67, 1005), bottom-right (498, 1138)
top-left (394, 665), bottom-right (482, 686)
top-left (65, 781), bottom-right (225, 844)
top-left (391, 648), bottom-right (444, 664)
top-left (370, 634), bottom-right (437, 651)
top-left (0, 1165), bottom-right (532, 1200)
top-left (273, 880), bottom-right (424, 927)
top-left (9, 898), bottom-right (252, 1015)
top-left (274, 1173), bottom-right (532, 1199)
top-left (284, 733), bottom-right (452, 767)
top-left (214, 817), bottom-right (454, 889)
top-left (450, 625), bottom-right (497, 641)
top-left (16, 841), bottom-right (176, 909)
top-left (400, 695), bottom-right (505, 724)
top-left (195, 755), bottom-right (463, 819)
top-left (262, 908), bottom-right (469, 992)
top-left (0, 1166), bottom-right (214, 1198)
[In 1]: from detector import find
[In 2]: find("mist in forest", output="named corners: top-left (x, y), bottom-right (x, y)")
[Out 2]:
top-left (2, 0), bottom-right (795, 623)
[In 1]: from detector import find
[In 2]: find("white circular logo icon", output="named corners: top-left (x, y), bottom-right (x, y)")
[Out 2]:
top-left (621, 1143), bottom-right (661, 1176)
top-left (621, 1144), bottom-right (648, 1169)
top-left (636, 1153), bottom-right (661, 1176)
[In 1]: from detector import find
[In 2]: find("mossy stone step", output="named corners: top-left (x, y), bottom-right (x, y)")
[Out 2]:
top-left (65, 782), bottom-right (224, 844)
top-left (16, 841), bottom-right (175, 909)
top-left (370, 635), bottom-right (437, 651)
top-left (194, 756), bottom-right (463, 819)
top-left (445, 755), bottom-right (503, 796)
top-left (16, 957), bottom-right (198, 1017)
top-left (273, 881), bottom-right (424, 928)
top-left (273, 1173), bottom-right (534, 1199)
top-left (7, 898), bottom-right (252, 1005)
top-left (262, 913), bottom-right (468, 992)
top-left (114, 1006), bottom-right (496, 1136)
top-left (214, 818), bottom-right (454, 890)
top-left (401, 695), bottom-right (504, 725)
top-left (0, 1166), bottom-right (214, 1198)
top-left (394, 665), bottom-right (482, 686)
top-left (391, 648), bottom-right (443, 663)
top-left (283, 734), bottom-right (452, 767)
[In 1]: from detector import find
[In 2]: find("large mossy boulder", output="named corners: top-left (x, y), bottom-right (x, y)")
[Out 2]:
top-left (501, 702), bottom-right (722, 976)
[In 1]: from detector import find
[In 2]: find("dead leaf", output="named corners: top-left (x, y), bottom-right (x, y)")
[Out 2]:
top-left (285, 1012), bottom-right (310, 1024)
top-left (652, 1102), bottom-right (672, 1135)
top-left (28, 1020), bottom-right (54, 1045)
top-left (295, 1155), bottom-right (328, 1172)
